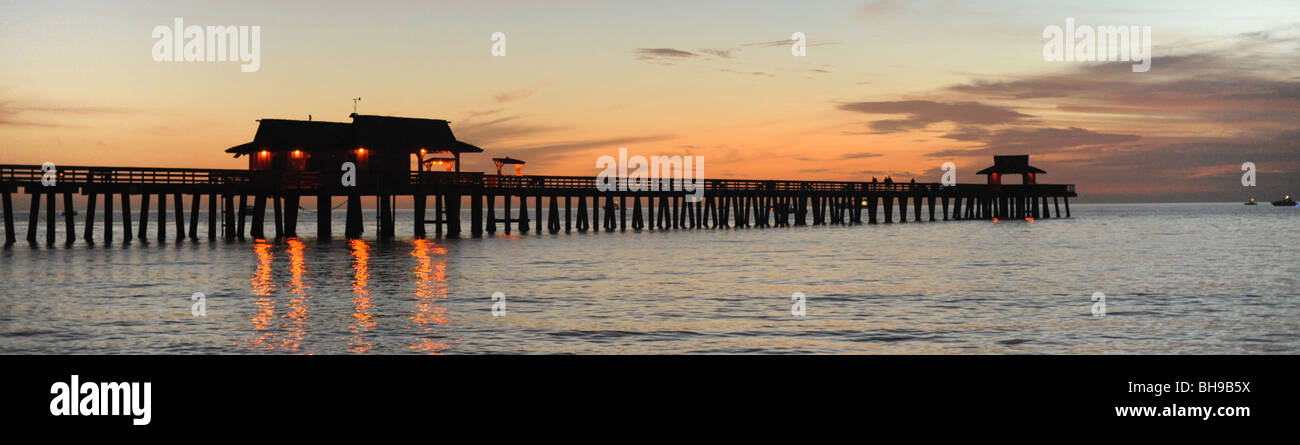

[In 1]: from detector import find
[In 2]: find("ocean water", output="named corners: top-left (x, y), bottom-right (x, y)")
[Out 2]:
top-left (0, 202), bottom-right (1296, 354)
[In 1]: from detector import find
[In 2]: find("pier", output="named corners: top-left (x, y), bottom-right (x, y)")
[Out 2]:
top-left (0, 115), bottom-right (1075, 245)
top-left (0, 164), bottom-right (1075, 246)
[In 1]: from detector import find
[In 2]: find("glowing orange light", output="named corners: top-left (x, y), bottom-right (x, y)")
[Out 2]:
top-left (356, 147), bottom-right (367, 155)
top-left (291, 149), bottom-right (303, 158)
top-left (259, 150), bottom-right (270, 157)
top-left (419, 148), bottom-right (427, 155)
top-left (1025, 217), bottom-right (1035, 222)
top-left (992, 218), bottom-right (1000, 223)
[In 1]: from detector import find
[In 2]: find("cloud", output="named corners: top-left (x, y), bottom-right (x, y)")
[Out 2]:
top-left (451, 114), bottom-right (565, 147)
top-left (927, 127), bottom-right (1140, 157)
top-left (837, 100), bottom-right (1031, 133)
top-left (840, 151), bottom-right (884, 159)
top-left (493, 87), bottom-right (540, 103)
top-left (0, 100), bottom-right (134, 127)
top-left (634, 48), bottom-right (699, 62)
top-left (491, 134), bottom-right (677, 166)
top-left (697, 48), bottom-right (735, 58)
top-left (830, 25), bottom-right (1300, 201)
top-left (742, 39), bottom-right (840, 48)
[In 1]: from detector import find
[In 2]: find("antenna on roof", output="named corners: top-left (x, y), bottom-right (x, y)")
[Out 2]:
top-left (352, 97), bottom-right (362, 115)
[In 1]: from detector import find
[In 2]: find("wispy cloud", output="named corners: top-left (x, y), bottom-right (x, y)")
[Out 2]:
top-left (741, 38), bottom-right (840, 48)
top-left (634, 48), bottom-right (699, 63)
top-left (493, 86), bottom-right (540, 104)
top-left (837, 100), bottom-right (1031, 133)
top-left (0, 100), bottom-right (135, 127)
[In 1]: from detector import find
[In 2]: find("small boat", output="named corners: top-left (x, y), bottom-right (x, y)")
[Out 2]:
top-left (1272, 195), bottom-right (1297, 207)
top-left (1244, 198), bottom-right (1257, 205)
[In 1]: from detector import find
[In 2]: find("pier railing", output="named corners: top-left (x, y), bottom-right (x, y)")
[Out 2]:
top-left (1, 165), bottom-right (1074, 196)
top-left (474, 174), bottom-right (1073, 195)
top-left (0, 164), bottom-right (251, 186)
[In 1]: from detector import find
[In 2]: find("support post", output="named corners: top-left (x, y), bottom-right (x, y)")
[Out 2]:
top-left (122, 193), bottom-right (133, 241)
top-left (103, 192), bottom-right (113, 243)
top-left (345, 192), bottom-right (362, 239)
top-left (564, 196), bottom-right (571, 233)
top-left (188, 193), bottom-right (199, 239)
top-left (273, 195), bottom-right (284, 238)
top-left (236, 194), bottom-right (247, 239)
top-left (547, 195), bottom-right (560, 234)
top-left (471, 193), bottom-right (483, 238)
top-left (535, 193), bottom-right (543, 234)
top-left (414, 192), bottom-right (427, 238)
top-left (84, 191), bottom-right (97, 243)
top-left (317, 191), bottom-right (331, 240)
top-left (377, 194), bottom-right (391, 240)
top-left (222, 194), bottom-right (235, 239)
top-left (251, 194), bottom-right (266, 239)
top-left (2, 191), bottom-right (13, 245)
top-left (445, 192), bottom-right (461, 238)
top-left (137, 192), bottom-right (150, 241)
top-left (47, 192), bottom-right (56, 245)
top-left (174, 192), bottom-right (185, 240)
top-left (207, 193), bottom-right (217, 240)
top-left (284, 193), bottom-right (299, 237)
top-left (157, 192), bottom-right (167, 242)
top-left (26, 191), bottom-right (39, 244)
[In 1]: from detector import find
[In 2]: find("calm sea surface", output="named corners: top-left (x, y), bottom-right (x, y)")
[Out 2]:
top-left (1, 202), bottom-right (1296, 354)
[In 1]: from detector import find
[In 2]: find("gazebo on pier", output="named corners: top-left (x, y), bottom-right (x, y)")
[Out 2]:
top-left (492, 157), bottom-right (525, 176)
top-left (977, 155), bottom-right (1046, 186)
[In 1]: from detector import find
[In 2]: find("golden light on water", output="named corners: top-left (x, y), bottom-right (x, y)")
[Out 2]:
top-left (236, 238), bottom-right (467, 354)
top-left (409, 239), bottom-right (454, 354)
top-left (282, 238), bottom-right (311, 352)
top-left (347, 239), bottom-right (375, 354)
top-left (247, 240), bottom-right (277, 350)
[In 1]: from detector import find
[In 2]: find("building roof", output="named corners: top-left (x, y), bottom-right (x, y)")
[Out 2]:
top-left (226, 120), bottom-right (354, 157)
top-left (492, 157), bottom-right (525, 165)
top-left (225, 114), bottom-right (483, 157)
top-left (976, 155), bottom-right (1046, 175)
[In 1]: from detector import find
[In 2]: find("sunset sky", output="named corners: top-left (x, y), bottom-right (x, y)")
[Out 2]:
top-left (2, 0), bottom-right (1297, 201)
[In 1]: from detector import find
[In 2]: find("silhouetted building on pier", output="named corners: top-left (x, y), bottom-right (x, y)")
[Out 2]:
top-left (224, 114), bottom-right (484, 188)
top-left (977, 155), bottom-right (1046, 186)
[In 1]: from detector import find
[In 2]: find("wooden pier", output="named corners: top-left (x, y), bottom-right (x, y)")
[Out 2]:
top-left (0, 163), bottom-right (1075, 245)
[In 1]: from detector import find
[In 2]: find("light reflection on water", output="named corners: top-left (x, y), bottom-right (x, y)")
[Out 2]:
top-left (0, 203), bottom-right (1297, 354)
top-left (409, 239), bottom-right (455, 354)
top-left (347, 239), bottom-right (375, 354)
top-left (245, 240), bottom-right (276, 351)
